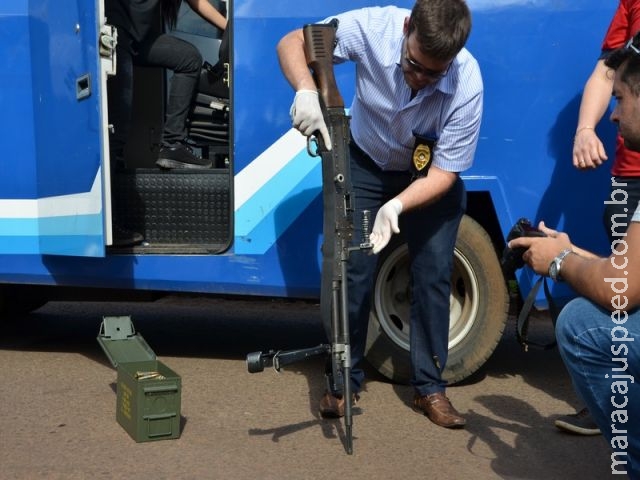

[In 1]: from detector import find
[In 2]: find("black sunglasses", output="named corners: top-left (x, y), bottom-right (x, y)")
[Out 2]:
top-left (402, 38), bottom-right (450, 80)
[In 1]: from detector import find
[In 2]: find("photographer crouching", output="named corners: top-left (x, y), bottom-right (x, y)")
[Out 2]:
top-left (508, 35), bottom-right (640, 478)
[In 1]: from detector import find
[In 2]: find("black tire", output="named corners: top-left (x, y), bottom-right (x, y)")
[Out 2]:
top-left (365, 214), bottom-right (508, 384)
top-left (0, 285), bottom-right (48, 320)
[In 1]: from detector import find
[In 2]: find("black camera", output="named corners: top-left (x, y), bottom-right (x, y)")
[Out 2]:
top-left (500, 218), bottom-right (546, 273)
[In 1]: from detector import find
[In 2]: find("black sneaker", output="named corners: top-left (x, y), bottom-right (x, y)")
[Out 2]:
top-left (554, 407), bottom-right (601, 435)
top-left (112, 224), bottom-right (144, 247)
top-left (156, 143), bottom-right (212, 169)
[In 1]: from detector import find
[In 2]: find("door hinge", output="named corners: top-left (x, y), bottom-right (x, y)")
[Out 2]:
top-left (100, 24), bottom-right (117, 75)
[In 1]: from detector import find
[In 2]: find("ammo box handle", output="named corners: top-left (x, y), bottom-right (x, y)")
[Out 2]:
top-left (143, 384), bottom-right (179, 394)
top-left (143, 413), bottom-right (178, 438)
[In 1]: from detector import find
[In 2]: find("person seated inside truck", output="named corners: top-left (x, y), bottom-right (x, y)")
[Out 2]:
top-left (105, 0), bottom-right (226, 245)
top-left (509, 36), bottom-right (640, 478)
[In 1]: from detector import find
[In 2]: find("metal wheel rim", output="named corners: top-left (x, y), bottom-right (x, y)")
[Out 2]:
top-left (373, 245), bottom-right (480, 351)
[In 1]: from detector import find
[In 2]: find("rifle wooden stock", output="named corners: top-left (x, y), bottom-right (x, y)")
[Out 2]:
top-left (303, 20), bottom-right (344, 109)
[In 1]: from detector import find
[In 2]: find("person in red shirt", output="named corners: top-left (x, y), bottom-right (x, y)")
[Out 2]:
top-left (564, 0), bottom-right (640, 436)
top-left (573, 0), bottom-right (640, 194)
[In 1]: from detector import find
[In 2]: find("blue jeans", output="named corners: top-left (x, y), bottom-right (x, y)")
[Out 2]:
top-left (107, 29), bottom-right (203, 159)
top-left (340, 141), bottom-right (465, 396)
top-left (556, 297), bottom-right (640, 478)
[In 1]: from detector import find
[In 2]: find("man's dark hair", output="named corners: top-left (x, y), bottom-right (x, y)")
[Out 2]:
top-left (408, 0), bottom-right (472, 61)
top-left (605, 31), bottom-right (640, 96)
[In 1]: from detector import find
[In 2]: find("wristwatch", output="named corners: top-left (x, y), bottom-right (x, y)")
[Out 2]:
top-left (549, 248), bottom-right (573, 282)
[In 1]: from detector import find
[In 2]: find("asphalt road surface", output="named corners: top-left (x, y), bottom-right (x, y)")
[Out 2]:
top-left (0, 296), bottom-right (616, 480)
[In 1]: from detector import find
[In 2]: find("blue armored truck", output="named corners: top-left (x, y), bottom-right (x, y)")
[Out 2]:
top-left (0, 0), bottom-right (616, 383)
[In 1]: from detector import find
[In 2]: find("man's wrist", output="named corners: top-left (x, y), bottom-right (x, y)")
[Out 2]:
top-left (388, 198), bottom-right (403, 215)
top-left (575, 126), bottom-right (594, 135)
top-left (295, 89), bottom-right (318, 97)
top-left (548, 248), bottom-right (573, 282)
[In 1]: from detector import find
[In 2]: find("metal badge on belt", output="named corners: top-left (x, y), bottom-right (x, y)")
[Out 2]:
top-left (411, 133), bottom-right (437, 181)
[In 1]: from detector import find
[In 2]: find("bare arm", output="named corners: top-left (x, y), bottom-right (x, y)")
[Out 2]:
top-left (276, 29), bottom-right (317, 92)
top-left (186, 0), bottom-right (227, 30)
top-left (396, 166), bottom-right (458, 212)
top-left (573, 59), bottom-right (613, 169)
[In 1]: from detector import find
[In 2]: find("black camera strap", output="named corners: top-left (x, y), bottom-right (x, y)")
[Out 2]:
top-left (516, 275), bottom-right (561, 351)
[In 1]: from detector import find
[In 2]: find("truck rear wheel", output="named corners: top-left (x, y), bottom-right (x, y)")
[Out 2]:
top-left (365, 215), bottom-right (508, 384)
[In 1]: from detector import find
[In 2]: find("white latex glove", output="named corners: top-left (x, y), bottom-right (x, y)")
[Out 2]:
top-left (289, 90), bottom-right (332, 150)
top-left (370, 198), bottom-right (403, 254)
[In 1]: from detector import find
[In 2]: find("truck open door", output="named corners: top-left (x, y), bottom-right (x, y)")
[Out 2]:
top-left (0, 1), bottom-right (113, 257)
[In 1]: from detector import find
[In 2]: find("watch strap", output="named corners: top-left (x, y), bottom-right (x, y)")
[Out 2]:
top-left (549, 248), bottom-right (573, 282)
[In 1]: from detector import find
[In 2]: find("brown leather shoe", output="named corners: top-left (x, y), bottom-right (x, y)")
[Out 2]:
top-left (319, 392), bottom-right (359, 418)
top-left (413, 392), bottom-right (466, 428)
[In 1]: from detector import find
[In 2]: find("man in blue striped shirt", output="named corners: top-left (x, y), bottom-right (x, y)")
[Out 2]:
top-left (278, 0), bottom-right (483, 429)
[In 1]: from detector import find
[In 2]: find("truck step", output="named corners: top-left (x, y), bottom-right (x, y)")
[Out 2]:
top-left (112, 169), bottom-right (231, 252)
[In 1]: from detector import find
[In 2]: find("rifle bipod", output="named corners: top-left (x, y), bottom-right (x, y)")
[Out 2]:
top-left (246, 338), bottom-right (355, 453)
top-left (246, 344), bottom-right (331, 374)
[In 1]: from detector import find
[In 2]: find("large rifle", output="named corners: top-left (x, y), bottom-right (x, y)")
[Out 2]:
top-left (245, 19), bottom-right (372, 455)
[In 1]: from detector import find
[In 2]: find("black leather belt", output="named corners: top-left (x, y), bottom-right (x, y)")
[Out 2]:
top-left (349, 135), bottom-right (372, 162)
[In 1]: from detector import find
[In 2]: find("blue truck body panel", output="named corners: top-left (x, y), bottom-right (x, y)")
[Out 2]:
top-left (0, 0), bottom-right (618, 304)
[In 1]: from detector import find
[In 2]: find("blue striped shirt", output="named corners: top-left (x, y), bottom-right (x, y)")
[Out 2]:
top-left (323, 6), bottom-right (483, 172)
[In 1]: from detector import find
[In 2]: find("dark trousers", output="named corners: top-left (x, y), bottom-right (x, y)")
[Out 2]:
top-left (107, 29), bottom-right (202, 159)
top-left (603, 177), bottom-right (640, 243)
top-left (342, 141), bottom-right (466, 396)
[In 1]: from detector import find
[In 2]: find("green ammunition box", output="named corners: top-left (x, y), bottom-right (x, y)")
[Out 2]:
top-left (97, 316), bottom-right (181, 442)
